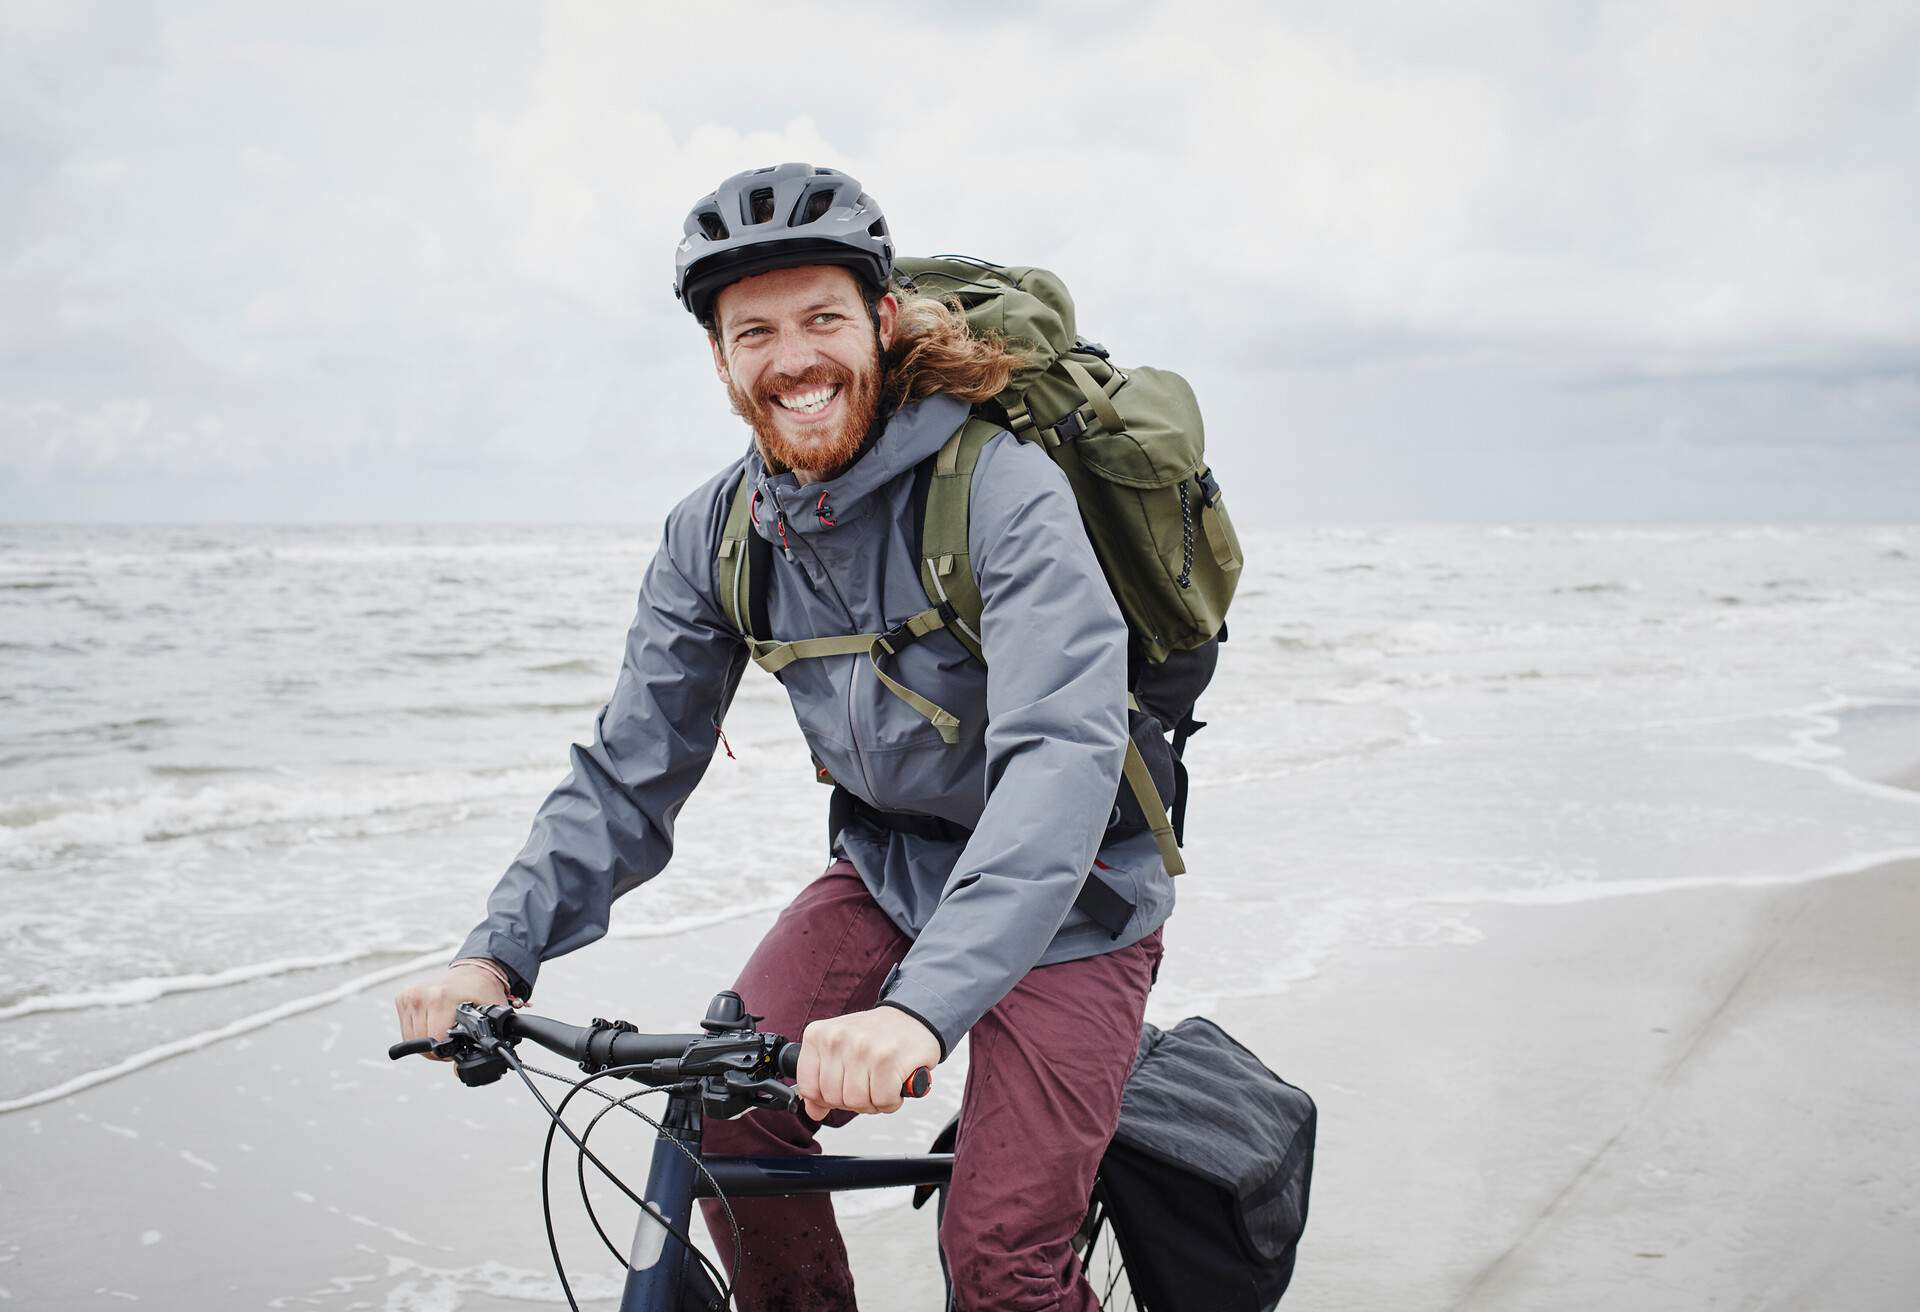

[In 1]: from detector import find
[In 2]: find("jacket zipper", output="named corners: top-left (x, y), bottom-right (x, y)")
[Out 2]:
top-left (773, 486), bottom-right (880, 803)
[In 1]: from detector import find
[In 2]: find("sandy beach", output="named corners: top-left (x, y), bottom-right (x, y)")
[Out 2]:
top-left (6, 523), bottom-right (1917, 1308)
top-left (5, 856), bottom-right (1915, 1309)
top-left (841, 858), bottom-right (1920, 1309)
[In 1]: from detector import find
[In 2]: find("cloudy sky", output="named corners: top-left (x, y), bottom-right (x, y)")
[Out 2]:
top-left (2, 0), bottom-right (1915, 522)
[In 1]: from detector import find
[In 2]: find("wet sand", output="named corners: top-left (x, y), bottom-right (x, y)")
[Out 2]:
top-left (4, 862), bottom-right (1917, 1308)
top-left (849, 859), bottom-right (1920, 1309)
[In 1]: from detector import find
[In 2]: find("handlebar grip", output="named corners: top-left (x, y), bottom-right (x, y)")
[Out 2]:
top-left (774, 1043), bottom-right (933, 1099)
top-left (389, 1038), bottom-right (434, 1060)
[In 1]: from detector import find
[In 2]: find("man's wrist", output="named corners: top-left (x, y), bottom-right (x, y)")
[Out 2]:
top-left (450, 957), bottom-right (526, 1006)
top-left (877, 999), bottom-right (947, 1061)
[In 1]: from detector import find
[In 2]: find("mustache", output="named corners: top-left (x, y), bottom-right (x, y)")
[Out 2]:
top-left (752, 363), bottom-right (854, 409)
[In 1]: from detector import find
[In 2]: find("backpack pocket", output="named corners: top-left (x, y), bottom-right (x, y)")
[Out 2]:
top-left (1047, 362), bottom-right (1242, 664)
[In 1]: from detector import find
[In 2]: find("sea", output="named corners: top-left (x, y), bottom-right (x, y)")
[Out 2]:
top-left (2, 522), bottom-right (1918, 1114)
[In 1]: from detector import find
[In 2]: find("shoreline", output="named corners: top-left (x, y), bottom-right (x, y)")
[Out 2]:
top-left (13, 835), bottom-right (1919, 1117)
top-left (3, 859), bottom-right (1914, 1307)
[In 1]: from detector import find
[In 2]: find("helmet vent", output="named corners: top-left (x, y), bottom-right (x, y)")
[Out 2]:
top-left (868, 219), bottom-right (888, 238)
top-left (795, 189), bottom-right (835, 226)
top-left (747, 187), bottom-right (776, 226)
top-left (697, 211), bottom-right (729, 241)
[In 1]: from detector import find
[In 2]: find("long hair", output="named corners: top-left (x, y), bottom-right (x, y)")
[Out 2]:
top-left (880, 290), bottom-right (1030, 412)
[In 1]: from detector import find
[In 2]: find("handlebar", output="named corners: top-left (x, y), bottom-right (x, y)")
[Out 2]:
top-left (766, 1043), bottom-right (929, 1095)
top-left (389, 1002), bottom-right (931, 1101)
top-left (660, 1040), bottom-right (928, 1096)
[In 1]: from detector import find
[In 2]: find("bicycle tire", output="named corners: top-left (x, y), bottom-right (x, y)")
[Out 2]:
top-left (1070, 1180), bottom-right (1141, 1312)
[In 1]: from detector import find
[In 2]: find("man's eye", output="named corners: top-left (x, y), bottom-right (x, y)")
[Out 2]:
top-left (812, 313), bottom-right (842, 325)
top-left (737, 327), bottom-right (768, 342)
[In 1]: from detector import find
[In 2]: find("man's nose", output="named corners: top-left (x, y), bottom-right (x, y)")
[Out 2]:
top-left (768, 328), bottom-right (823, 379)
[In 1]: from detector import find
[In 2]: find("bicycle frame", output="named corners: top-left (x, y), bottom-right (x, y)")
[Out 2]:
top-left (616, 1081), bottom-right (954, 1311)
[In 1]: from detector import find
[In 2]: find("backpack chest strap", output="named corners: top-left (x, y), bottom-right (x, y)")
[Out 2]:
top-left (745, 602), bottom-right (965, 745)
top-left (716, 447), bottom-right (1186, 878)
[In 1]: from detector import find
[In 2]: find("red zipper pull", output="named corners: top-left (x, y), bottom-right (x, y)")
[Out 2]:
top-left (716, 724), bottom-right (735, 760)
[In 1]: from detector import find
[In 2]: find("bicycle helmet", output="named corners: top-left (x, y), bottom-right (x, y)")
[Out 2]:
top-left (674, 163), bottom-right (894, 324)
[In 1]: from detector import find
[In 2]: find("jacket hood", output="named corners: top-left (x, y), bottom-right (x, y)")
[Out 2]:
top-left (746, 393), bottom-right (969, 540)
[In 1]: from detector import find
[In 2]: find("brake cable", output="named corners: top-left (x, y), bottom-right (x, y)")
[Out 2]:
top-left (555, 1065), bottom-right (747, 1299)
top-left (498, 1045), bottom-right (739, 1310)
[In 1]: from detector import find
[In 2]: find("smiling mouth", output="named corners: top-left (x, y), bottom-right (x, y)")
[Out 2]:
top-left (774, 385), bottom-right (841, 416)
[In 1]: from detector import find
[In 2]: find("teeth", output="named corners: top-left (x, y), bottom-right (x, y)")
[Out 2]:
top-left (777, 386), bottom-right (838, 414)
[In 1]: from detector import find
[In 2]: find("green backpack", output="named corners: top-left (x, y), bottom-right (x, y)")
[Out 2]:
top-left (715, 255), bottom-right (1242, 881)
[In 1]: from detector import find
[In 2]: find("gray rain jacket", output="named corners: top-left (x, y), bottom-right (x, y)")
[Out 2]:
top-left (455, 393), bottom-right (1175, 1055)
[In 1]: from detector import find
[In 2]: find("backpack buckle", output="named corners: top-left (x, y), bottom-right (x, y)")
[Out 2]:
top-left (1051, 409), bottom-right (1089, 445)
top-left (1196, 468), bottom-right (1223, 506)
top-left (878, 601), bottom-right (958, 655)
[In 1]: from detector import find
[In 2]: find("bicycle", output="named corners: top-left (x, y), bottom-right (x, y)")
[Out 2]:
top-left (389, 989), bottom-right (1141, 1311)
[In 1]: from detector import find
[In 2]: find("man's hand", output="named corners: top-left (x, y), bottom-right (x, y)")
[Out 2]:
top-left (394, 963), bottom-right (510, 1060)
top-left (795, 1006), bottom-right (941, 1120)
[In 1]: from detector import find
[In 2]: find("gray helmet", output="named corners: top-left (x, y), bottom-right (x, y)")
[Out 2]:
top-left (674, 162), bottom-right (894, 323)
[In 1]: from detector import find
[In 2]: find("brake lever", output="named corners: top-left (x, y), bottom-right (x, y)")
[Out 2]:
top-left (386, 1034), bottom-right (473, 1062)
top-left (702, 1069), bottom-right (799, 1117)
top-left (387, 1006), bottom-right (514, 1088)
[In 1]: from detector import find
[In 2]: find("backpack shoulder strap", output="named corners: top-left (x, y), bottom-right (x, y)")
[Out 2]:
top-left (715, 469), bottom-right (767, 642)
top-left (913, 416), bottom-right (998, 665)
top-left (915, 417), bottom-right (1186, 876)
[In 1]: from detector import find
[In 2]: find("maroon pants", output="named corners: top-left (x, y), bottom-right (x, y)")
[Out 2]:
top-left (698, 861), bottom-right (1162, 1311)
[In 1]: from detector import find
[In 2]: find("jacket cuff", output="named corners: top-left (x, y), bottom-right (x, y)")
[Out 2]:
top-left (453, 928), bottom-right (539, 1001)
top-left (877, 1001), bottom-right (948, 1062)
top-left (877, 976), bottom-right (964, 1060)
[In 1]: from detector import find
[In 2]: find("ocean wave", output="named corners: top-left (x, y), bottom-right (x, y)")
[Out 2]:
top-left (0, 766), bottom-right (561, 859)
top-left (397, 648), bottom-right (494, 665)
top-left (0, 949), bottom-right (453, 1115)
top-left (0, 944), bottom-right (445, 1019)
top-left (0, 535), bottom-right (661, 579)
top-left (402, 698), bottom-right (604, 720)
top-left (0, 897), bottom-right (792, 1114)
top-left (524, 657), bottom-right (604, 676)
top-left (1742, 694), bottom-right (1920, 807)
top-left (0, 895), bottom-right (791, 1021)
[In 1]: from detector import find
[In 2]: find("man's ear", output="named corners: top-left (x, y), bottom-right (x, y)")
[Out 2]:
top-left (709, 332), bottom-right (730, 386)
top-left (875, 291), bottom-right (899, 352)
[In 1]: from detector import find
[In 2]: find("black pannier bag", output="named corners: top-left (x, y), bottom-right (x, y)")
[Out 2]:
top-left (1096, 1017), bottom-right (1316, 1310)
top-left (913, 1016), bottom-right (1314, 1309)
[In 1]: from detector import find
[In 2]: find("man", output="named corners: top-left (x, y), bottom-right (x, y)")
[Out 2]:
top-left (395, 162), bottom-right (1174, 1309)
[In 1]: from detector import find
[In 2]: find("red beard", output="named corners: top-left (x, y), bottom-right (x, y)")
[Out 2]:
top-left (730, 357), bottom-right (883, 481)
